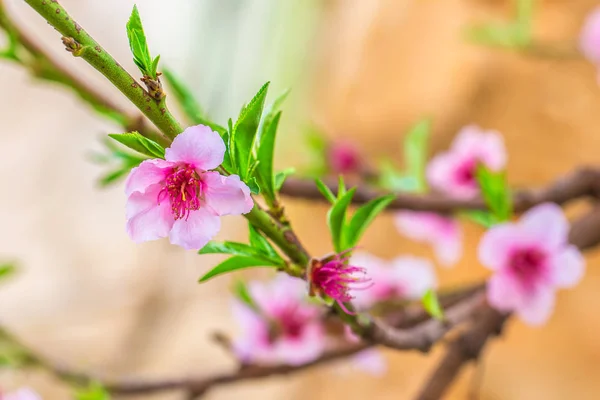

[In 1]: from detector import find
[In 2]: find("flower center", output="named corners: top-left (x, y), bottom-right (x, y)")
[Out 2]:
top-left (158, 164), bottom-right (203, 220)
top-left (267, 305), bottom-right (307, 342)
top-left (455, 158), bottom-right (477, 186)
top-left (509, 247), bottom-right (547, 289)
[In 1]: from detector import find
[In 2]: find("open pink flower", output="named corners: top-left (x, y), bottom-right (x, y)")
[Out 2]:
top-left (394, 211), bottom-right (462, 267)
top-left (350, 252), bottom-right (437, 310)
top-left (427, 125), bottom-right (506, 199)
top-left (580, 7), bottom-right (600, 68)
top-left (478, 203), bottom-right (585, 326)
top-left (124, 125), bottom-right (253, 250)
top-left (343, 325), bottom-right (387, 376)
top-left (2, 388), bottom-right (42, 400)
top-left (232, 274), bottom-right (325, 366)
top-left (327, 141), bottom-right (362, 174)
top-left (308, 252), bottom-right (372, 313)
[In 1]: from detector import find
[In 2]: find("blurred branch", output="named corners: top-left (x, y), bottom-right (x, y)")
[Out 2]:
top-left (413, 203), bottom-right (600, 399)
top-left (280, 166), bottom-right (600, 213)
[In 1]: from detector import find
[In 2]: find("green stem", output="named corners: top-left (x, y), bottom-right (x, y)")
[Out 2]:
top-left (23, 0), bottom-right (182, 140)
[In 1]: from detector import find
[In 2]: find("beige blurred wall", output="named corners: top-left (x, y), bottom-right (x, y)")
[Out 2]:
top-left (2, 0), bottom-right (600, 399)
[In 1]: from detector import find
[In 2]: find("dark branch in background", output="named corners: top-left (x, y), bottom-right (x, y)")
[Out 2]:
top-left (281, 167), bottom-right (600, 213)
top-left (413, 204), bottom-right (599, 400)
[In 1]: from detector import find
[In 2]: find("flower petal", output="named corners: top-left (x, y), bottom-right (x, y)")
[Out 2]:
top-left (352, 350), bottom-right (387, 377)
top-left (550, 245), bottom-right (585, 288)
top-left (390, 256), bottom-right (437, 299)
top-left (125, 159), bottom-right (172, 197)
top-left (520, 203), bottom-right (569, 249)
top-left (202, 172), bottom-right (253, 216)
top-left (478, 223), bottom-right (523, 270)
top-left (580, 7), bottom-right (600, 65)
top-left (4, 388), bottom-right (42, 400)
top-left (165, 125), bottom-right (225, 170)
top-left (274, 323), bottom-right (325, 366)
top-left (126, 185), bottom-right (174, 243)
top-left (517, 286), bottom-right (556, 326)
top-left (168, 208), bottom-right (221, 250)
top-left (487, 271), bottom-right (524, 312)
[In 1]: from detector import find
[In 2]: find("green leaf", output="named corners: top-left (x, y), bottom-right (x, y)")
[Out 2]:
top-left (198, 256), bottom-right (279, 283)
top-left (464, 22), bottom-right (518, 48)
top-left (275, 168), bottom-right (296, 191)
top-left (315, 178), bottom-right (336, 204)
top-left (232, 279), bottom-right (258, 311)
top-left (98, 168), bottom-right (129, 187)
top-left (108, 132), bottom-right (165, 159)
top-left (460, 210), bottom-right (498, 228)
top-left (403, 119), bottom-right (430, 192)
top-left (199, 241), bottom-right (281, 264)
top-left (345, 194), bottom-right (395, 248)
top-left (337, 176), bottom-right (347, 198)
top-left (255, 111), bottom-right (281, 203)
top-left (126, 5), bottom-right (156, 78)
top-left (514, 0), bottom-right (535, 46)
top-left (248, 223), bottom-right (282, 261)
top-left (327, 188), bottom-right (356, 253)
top-left (422, 289), bottom-right (444, 320)
top-left (232, 82), bottom-right (270, 180)
top-left (162, 68), bottom-right (206, 124)
top-left (246, 177), bottom-right (260, 195)
top-left (0, 263), bottom-right (17, 282)
top-left (476, 165), bottom-right (512, 223)
top-left (74, 382), bottom-right (111, 400)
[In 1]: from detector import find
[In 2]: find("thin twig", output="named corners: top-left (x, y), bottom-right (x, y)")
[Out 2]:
top-left (280, 167), bottom-right (600, 213)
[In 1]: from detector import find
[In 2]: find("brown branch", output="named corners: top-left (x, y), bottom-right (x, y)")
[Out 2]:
top-left (414, 204), bottom-right (600, 399)
top-left (280, 167), bottom-right (600, 213)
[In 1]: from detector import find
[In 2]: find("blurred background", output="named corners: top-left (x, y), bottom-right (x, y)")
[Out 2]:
top-left (1, 0), bottom-right (600, 398)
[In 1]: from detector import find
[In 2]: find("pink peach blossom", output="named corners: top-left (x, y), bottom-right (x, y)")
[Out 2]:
top-left (350, 252), bottom-right (437, 310)
top-left (394, 211), bottom-right (462, 267)
top-left (427, 125), bottom-right (506, 199)
top-left (343, 325), bottom-right (387, 376)
top-left (580, 7), bottom-right (600, 67)
top-left (124, 125), bottom-right (253, 250)
top-left (327, 141), bottom-right (362, 174)
top-left (478, 203), bottom-right (585, 326)
top-left (2, 388), bottom-right (42, 400)
top-left (232, 274), bottom-right (325, 366)
top-left (308, 252), bottom-right (372, 313)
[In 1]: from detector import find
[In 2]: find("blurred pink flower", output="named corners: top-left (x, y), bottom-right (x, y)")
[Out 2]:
top-left (343, 325), bottom-right (387, 376)
top-left (3, 388), bottom-right (42, 400)
top-left (478, 203), bottom-right (585, 326)
top-left (232, 274), bottom-right (325, 366)
top-left (124, 125), bottom-right (253, 250)
top-left (308, 252), bottom-right (372, 313)
top-left (580, 7), bottom-right (600, 67)
top-left (394, 211), bottom-right (462, 267)
top-left (327, 141), bottom-right (362, 174)
top-left (427, 125), bottom-right (506, 199)
top-left (350, 252), bottom-right (437, 310)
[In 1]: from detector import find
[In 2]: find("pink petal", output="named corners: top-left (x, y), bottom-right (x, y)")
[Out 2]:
top-left (487, 271), bottom-right (524, 312)
top-left (3, 389), bottom-right (42, 400)
top-left (231, 300), bottom-right (269, 361)
top-left (478, 130), bottom-right (507, 171)
top-left (433, 229), bottom-right (462, 267)
top-left (517, 286), bottom-right (556, 326)
top-left (549, 245), bottom-right (585, 288)
top-left (390, 256), bottom-right (437, 299)
top-left (426, 153), bottom-right (455, 194)
top-left (168, 208), bottom-right (221, 250)
top-left (165, 125), bottom-right (225, 170)
top-left (126, 185), bottom-right (174, 243)
top-left (352, 350), bottom-right (387, 377)
top-left (274, 323), bottom-right (325, 365)
top-left (478, 223), bottom-right (523, 270)
top-left (452, 125), bottom-right (506, 171)
top-left (202, 172), bottom-right (254, 216)
top-left (520, 203), bottom-right (569, 249)
top-left (125, 159), bottom-right (172, 196)
top-left (580, 7), bottom-right (600, 65)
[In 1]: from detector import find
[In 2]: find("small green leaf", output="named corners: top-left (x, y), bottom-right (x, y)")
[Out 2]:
top-left (0, 263), bottom-right (17, 282)
top-left (476, 165), bottom-right (512, 223)
top-left (464, 22), bottom-right (519, 49)
top-left (199, 241), bottom-right (281, 264)
top-left (337, 176), bottom-right (347, 198)
top-left (248, 223), bottom-right (282, 261)
top-left (403, 119), bottom-right (430, 192)
top-left (246, 177), bottom-right (260, 195)
top-left (162, 68), bottom-right (206, 124)
top-left (275, 168), bottom-right (296, 191)
top-left (422, 289), bottom-right (444, 320)
top-left (315, 179), bottom-right (336, 204)
top-left (108, 132), bottom-right (165, 159)
top-left (74, 382), bottom-right (111, 400)
top-left (460, 210), bottom-right (498, 228)
top-left (199, 256), bottom-right (279, 283)
top-left (98, 168), bottom-right (129, 187)
top-left (255, 111), bottom-right (281, 203)
top-left (514, 0), bottom-right (535, 46)
top-left (126, 5), bottom-right (156, 78)
top-left (232, 279), bottom-right (258, 311)
top-left (232, 82), bottom-right (270, 180)
top-left (345, 194), bottom-right (395, 248)
top-left (327, 188), bottom-right (356, 253)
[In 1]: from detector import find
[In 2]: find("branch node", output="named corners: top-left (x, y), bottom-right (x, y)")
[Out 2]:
top-left (61, 36), bottom-right (83, 56)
